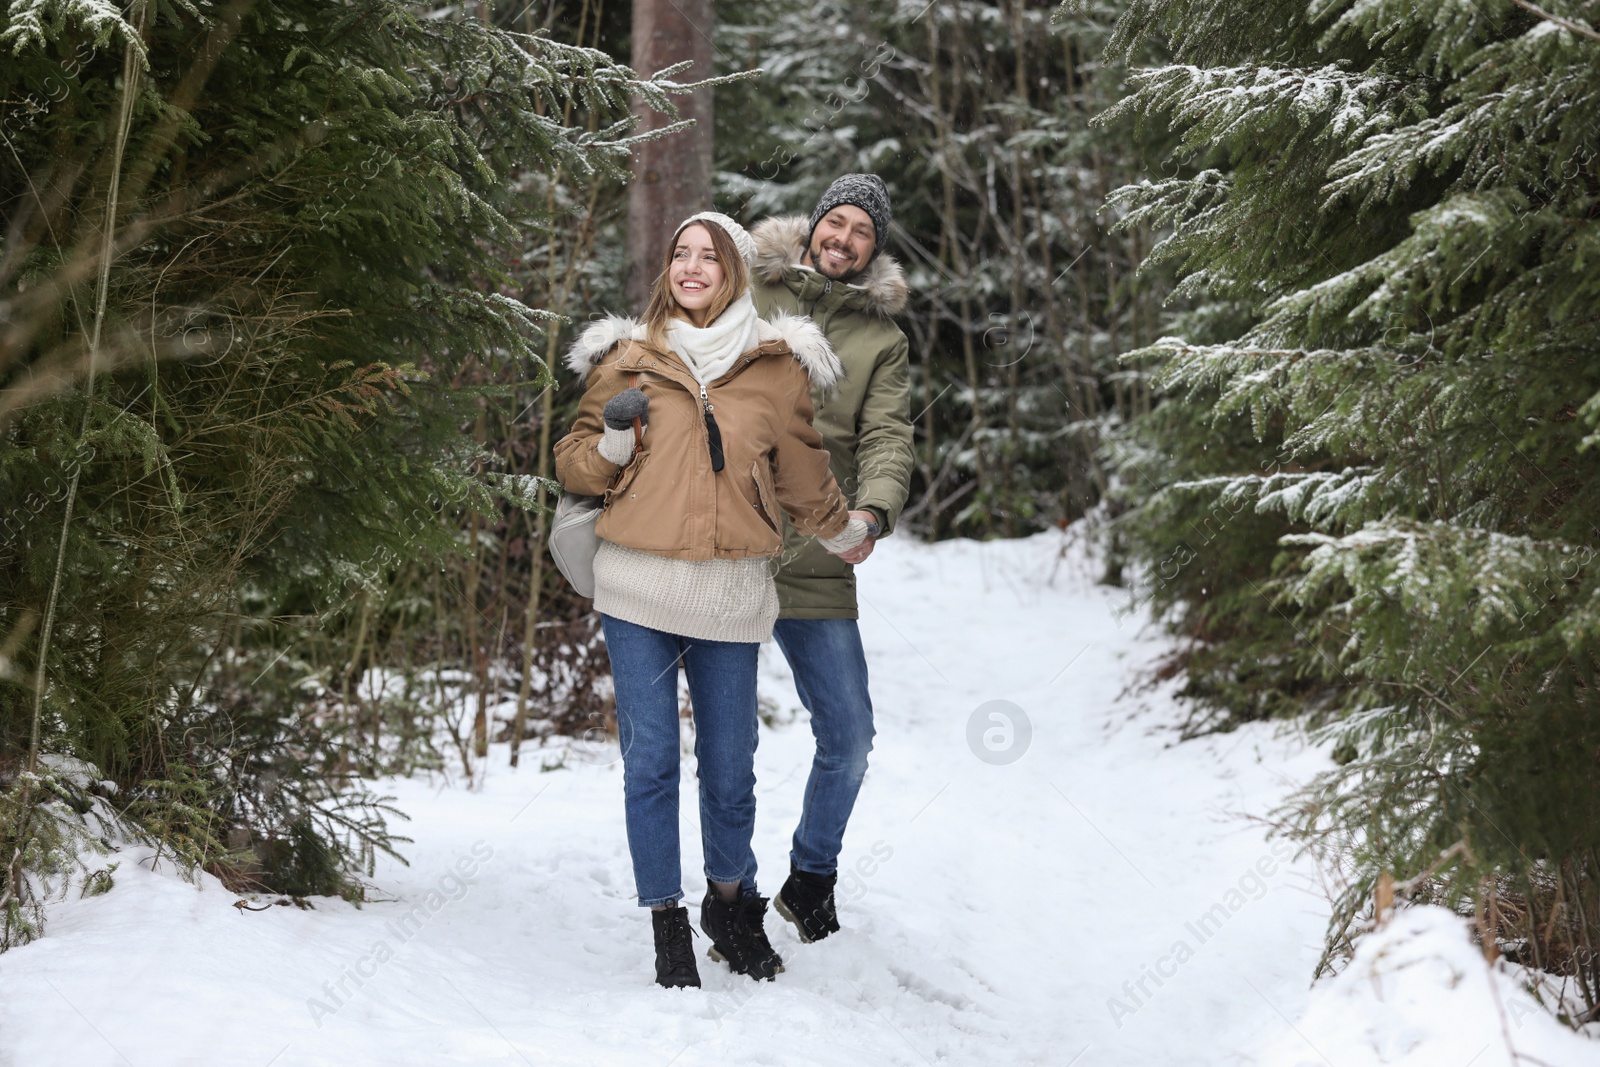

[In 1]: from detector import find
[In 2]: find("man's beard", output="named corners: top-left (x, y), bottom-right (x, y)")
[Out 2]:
top-left (809, 242), bottom-right (867, 283)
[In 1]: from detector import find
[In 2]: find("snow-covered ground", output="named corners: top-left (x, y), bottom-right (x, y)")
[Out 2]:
top-left (1, 533), bottom-right (1594, 1066)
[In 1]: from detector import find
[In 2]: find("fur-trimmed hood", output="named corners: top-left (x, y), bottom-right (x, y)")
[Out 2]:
top-left (758, 310), bottom-right (842, 392)
top-left (563, 314), bottom-right (642, 377)
top-left (750, 215), bottom-right (909, 318)
top-left (563, 310), bottom-right (842, 392)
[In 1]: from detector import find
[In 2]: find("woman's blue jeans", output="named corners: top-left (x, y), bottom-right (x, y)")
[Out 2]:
top-left (601, 614), bottom-right (761, 908)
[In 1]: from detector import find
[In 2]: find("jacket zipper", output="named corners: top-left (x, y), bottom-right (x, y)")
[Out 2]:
top-left (638, 356), bottom-right (743, 471)
top-left (807, 278), bottom-right (832, 319)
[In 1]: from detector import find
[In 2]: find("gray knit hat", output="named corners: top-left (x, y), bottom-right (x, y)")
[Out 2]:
top-left (808, 173), bottom-right (893, 259)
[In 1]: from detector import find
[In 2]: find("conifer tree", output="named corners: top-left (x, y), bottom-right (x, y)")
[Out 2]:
top-left (1102, 0), bottom-right (1600, 1006)
top-left (0, 0), bottom-right (682, 943)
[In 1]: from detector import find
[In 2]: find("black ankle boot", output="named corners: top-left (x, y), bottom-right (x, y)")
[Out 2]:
top-left (700, 885), bottom-right (784, 981)
top-left (774, 863), bottom-right (840, 943)
top-left (652, 905), bottom-right (701, 988)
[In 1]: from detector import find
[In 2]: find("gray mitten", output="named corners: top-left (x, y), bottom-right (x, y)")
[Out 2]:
top-left (597, 387), bottom-right (647, 466)
top-left (602, 388), bottom-right (649, 430)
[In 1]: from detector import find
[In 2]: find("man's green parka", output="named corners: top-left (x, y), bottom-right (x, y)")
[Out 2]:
top-left (750, 215), bottom-right (916, 619)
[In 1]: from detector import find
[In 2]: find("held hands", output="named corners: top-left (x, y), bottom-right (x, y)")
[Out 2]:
top-left (597, 388), bottom-right (649, 466)
top-left (821, 510), bottom-right (881, 563)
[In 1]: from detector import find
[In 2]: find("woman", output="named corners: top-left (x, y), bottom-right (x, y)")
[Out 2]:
top-left (554, 212), bottom-right (868, 989)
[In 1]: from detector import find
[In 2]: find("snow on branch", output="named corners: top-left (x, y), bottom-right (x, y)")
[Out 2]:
top-left (1, 0), bottom-right (146, 57)
top-left (1100, 63), bottom-right (1424, 156)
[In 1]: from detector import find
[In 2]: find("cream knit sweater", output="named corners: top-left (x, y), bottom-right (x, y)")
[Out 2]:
top-left (593, 543), bottom-right (778, 644)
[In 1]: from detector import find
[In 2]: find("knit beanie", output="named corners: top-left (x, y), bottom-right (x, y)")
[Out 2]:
top-left (675, 211), bottom-right (757, 266)
top-left (808, 174), bottom-right (893, 258)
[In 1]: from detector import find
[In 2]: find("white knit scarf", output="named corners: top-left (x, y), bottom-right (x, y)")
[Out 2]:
top-left (665, 292), bottom-right (760, 388)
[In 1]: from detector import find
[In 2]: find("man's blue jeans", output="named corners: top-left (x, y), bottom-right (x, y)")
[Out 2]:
top-left (601, 614), bottom-right (761, 908)
top-left (772, 617), bottom-right (876, 876)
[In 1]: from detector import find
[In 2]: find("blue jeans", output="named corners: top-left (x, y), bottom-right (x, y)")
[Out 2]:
top-left (601, 614), bottom-right (761, 908)
top-left (772, 618), bottom-right (876, 875)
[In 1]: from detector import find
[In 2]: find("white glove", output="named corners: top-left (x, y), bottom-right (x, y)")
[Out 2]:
top-left (597, 425), bottom-right (636, 466)
top-left (820, 518), bottom-right (870, 554)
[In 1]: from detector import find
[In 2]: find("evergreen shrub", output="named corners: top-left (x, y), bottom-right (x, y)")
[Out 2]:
top-left (1101, 0), bottom-right (1600, 1012)
top-left (0, 0), bottom-right (667, 944)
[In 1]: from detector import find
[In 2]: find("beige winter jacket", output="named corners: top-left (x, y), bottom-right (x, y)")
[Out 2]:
top-left (554, 313), bottom-right (852, 562)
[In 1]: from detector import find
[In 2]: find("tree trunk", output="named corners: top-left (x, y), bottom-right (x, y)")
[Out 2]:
top-left (626, 0), bottom-right (716, 313)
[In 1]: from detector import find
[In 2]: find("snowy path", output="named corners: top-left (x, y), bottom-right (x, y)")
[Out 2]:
top-left (2, 535), bottom-right (1344, 1066)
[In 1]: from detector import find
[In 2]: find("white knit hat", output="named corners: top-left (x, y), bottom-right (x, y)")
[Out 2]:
top-left (676, 211), bottom-right (756, 266)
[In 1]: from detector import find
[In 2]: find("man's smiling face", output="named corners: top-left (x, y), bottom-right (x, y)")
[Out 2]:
top-left (806, 205), bottom-right (877, 281)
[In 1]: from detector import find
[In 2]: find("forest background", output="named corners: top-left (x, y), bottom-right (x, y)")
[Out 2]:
top-left (1, 0), bottom-right (1596, 1032)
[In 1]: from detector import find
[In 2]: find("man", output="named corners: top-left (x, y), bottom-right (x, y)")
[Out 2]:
top-left (749, 174), bottom-right (915, 943)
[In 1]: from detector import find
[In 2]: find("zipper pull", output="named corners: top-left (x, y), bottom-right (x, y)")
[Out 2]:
top-left (699, 384), bottom-right (725, 472)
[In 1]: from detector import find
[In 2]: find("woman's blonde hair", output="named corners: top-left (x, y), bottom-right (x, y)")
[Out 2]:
top-left (642, 220), bottom-right (750, 351)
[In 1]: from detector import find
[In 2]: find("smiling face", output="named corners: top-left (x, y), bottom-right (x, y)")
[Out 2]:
top-left (806, 204), bottom-right (877, 281)
top-left (669, 223), bottom-right (725, 325)
top-left (643, 219), bottom-right (749, 349)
